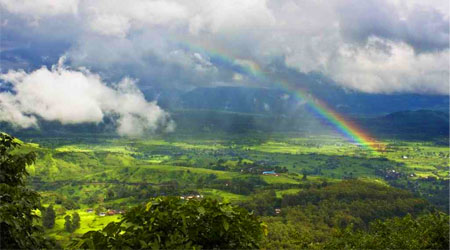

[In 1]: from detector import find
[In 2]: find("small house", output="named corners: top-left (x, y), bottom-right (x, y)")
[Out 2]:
top-left (262, 171), bottom-right (279, 176)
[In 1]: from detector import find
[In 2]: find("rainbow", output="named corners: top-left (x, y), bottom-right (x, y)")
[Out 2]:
top-left (277, 83), bottom-right (385, 153)
top-left (177, 38), bottom-right (385, 153)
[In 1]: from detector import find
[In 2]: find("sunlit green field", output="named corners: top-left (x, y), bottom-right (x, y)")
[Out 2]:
top-left (42, 205), bottom-right (122, 247)
top-left (199, 188), bottom-right (249, 202)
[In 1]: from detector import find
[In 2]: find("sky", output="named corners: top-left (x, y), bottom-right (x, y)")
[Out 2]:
top-left (0, 0), bottom-right (449, 135)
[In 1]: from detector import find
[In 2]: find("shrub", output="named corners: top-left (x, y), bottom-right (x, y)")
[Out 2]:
top-left (72, 196), bottom-right (265, 249)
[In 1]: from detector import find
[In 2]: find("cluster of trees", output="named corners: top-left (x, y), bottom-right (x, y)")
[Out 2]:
top-left (58, 197), bottom-right (80, 210)
top-left (211, 176), bottom-right (267, 195)
top-left (280, 180), bottom-right (430, 226)
top-left (42, 201), bottom-right (80, 232)
top-left (282, 180), bottom-right (419, 205)
top-left (64, 212), bottom-right (80, 233)
top-left (390, 177), bottom-right (449, 212)
top-left (82, 184), bottom-right (158, 204)
top-left (325, 213), bottom-right (449, 249)
top-left (237, 190), bottom-right (280, 216)
top-left (43, 205), bottom-right (56, 229)
top-left (260, 180), bottom-right (437, 248)
top-left (263, 210), bottom-right (449, 249)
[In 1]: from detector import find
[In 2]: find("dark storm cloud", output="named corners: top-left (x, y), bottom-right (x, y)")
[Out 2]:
top-left (0, 10), bottom-right (79, 71)
top-left (0, 0), bottom-right (448, 94)
top-left (337, 0), bottom-right (449, 53)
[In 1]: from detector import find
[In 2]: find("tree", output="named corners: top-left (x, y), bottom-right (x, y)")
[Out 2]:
top-left (56, 206), bottom-right (67, 216)
top-left (72, 212), bottom-right (81, 231)
top-left (43, 204), bottom-right (56, 229)
top-left (95, 205), bottom-right (106, 215)
top-left (62, 198), bottom-right (80, 210)
top-left (302, 170), bottom-right (308, 181)
top-left (106, 189), bottom-right (115, 200)
top-left (0, 133), bottom-right (55, 249)
top-left (238, 190), bottom-right (279, 216)
top-left (72, 197), bottom-right (265, 249)
top-left (64, 215), bottom-right (74, 233)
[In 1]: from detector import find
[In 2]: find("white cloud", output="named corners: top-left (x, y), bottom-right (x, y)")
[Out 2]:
top-left (0, 0), bottom-right (78, 21)
top-left (0, 92), bottom-right (38, 128)
top-left (327, 38), bottom-right (449, 94)
top-left (275, 0), bottom-right (449, 94)
top-left (187, 0), bottom-right (275, 35)
top-left (82, 0), bottom-right (188, 37)
top-left (0, 59), bottom-right (174, 136)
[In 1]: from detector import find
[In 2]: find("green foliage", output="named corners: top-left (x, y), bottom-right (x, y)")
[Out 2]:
top-left (325, 213), bottom-right (450, 249)
top-left (65, 215), bottom-right (74, 233)
top-left (238, 190), bottom-right (279, 216)
top-left (63, 211), bottom-right (81, 233)
top-left (43, 204), bottom-right (56, 229)
top-left (262, 180), bottom-right (433, 249)
top-left (95, 205), bottom-right (106, 215)
top-left (302, 172), bottom-right (307, 180)
top-left (0, 133), bottom-right (36, 186)
top-left (281, 180), bottom-right (428, 221)
top-left (72, 212), bottom-right (81, 231)
top-left (62, 199), bottom-right (80, 210)
top-left (72, 197), bottom-right (264, 249)
top-left (7, 133), bottom-right (449, 248)
top-left (214, 176), bottom-right (267, 195)
top-left (0, 132), bottom-right (55, 249)
top-left (106, 189), bottom-right (115, 200)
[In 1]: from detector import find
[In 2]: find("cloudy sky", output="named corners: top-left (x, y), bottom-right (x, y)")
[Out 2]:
top-left (0, 0), bottom-right (449, 134)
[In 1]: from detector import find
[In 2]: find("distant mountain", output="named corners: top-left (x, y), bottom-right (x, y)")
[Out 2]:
top-left (383, 110), bottom-right (449, 123)
top-left (149, 86), bottom-right (449, 116)
top-left (361, 110), bottom-right (449, 141)
top-left (170, 109), bottom-right (449, 141)
top-left (1, 109), bottom-right (448, 142)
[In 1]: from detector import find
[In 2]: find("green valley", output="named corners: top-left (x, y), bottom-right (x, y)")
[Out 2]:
top-left (6, 131), bottom-right (447, 248)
